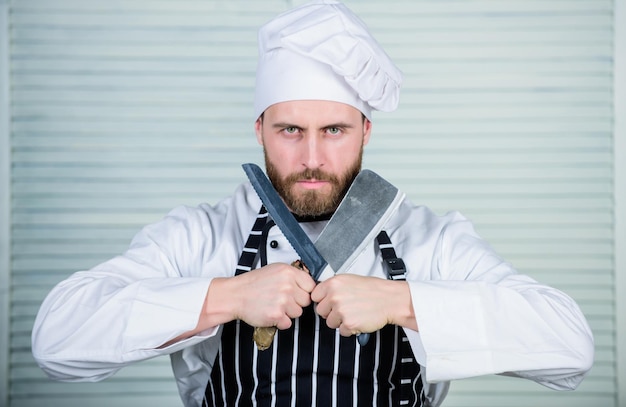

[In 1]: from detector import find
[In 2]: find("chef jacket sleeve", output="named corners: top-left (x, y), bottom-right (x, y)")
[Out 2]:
top-left (31, 205), bottom-right (226, 382)
top-left (406, 211), bottom-right (594, 391)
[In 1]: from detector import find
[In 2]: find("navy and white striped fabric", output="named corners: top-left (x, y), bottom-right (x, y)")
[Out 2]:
top-left (204, 207), bottom-right (424, 406)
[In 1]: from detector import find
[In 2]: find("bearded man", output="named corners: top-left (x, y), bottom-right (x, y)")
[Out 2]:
top-left (32, 1), bottom-right (594, 406)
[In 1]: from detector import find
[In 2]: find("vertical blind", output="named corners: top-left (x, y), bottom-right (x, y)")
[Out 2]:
top-left (8, 0), bottom-right (615, 406)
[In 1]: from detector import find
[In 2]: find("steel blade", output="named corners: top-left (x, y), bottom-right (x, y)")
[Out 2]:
top-left (315, 169), bottom-right (404, 276)
top-left (242, 163), bottom-right (328, 280)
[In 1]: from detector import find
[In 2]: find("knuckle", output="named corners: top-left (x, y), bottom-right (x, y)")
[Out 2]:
top-left (266, 308), bottom-right (283, 321)
top-left (291, 307), bottom-right (304, 318)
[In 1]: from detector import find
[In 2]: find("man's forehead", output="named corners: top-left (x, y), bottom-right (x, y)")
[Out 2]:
top-left (263, 100), bottom-right (364, 122)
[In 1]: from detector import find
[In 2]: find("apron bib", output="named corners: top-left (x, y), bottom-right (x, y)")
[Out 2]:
top-left (204, 207), bottom-right (425, 406)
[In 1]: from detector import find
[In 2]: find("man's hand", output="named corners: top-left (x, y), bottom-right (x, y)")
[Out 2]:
top-left (211, 263), bottom-right (316, 330)
top-left (160, 263), bottom-right (315, 348)
top-left (311, 274), bottom-right (418, 337)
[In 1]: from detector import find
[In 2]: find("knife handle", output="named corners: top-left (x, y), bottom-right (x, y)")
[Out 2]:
top-left (253, 326), bottom-right (277, 350)
top-left (253, 260), bottom-right (309, 351)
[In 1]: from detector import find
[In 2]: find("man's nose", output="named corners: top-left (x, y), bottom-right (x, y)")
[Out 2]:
top-left (303, 136), bottom-right (324, 169)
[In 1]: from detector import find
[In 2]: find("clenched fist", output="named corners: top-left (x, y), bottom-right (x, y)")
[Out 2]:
top-left (311, 274), bottom-right (417, 337)
top-left (222, 262), bottom-right (316, 329)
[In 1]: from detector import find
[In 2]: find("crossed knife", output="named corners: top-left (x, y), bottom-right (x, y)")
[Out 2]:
top-left (242, 163), bottom-right (405, 348)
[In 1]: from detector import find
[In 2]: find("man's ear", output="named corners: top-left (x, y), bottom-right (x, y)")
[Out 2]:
top-left (363, 118), bottom-right (372, 146)
top-left (254, 117), bottom-right (263, 145)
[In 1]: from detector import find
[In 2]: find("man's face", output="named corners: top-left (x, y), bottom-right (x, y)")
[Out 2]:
top-left (255, 100), bottom-right (372, 217)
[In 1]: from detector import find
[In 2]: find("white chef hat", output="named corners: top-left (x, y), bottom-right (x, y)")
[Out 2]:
top-left (254, 0), bottom-right (403, 120)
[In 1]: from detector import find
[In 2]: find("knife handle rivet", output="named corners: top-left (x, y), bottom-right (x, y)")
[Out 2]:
top-left (270, 240), bottom-right (279, 249)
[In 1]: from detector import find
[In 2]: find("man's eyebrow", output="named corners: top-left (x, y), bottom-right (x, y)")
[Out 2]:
top-left (271, 122), bottom-right (301, 129)
top-left (323, 122), bottom-right (354, 129)
top-left (270, 121), bottom-right (355, 130)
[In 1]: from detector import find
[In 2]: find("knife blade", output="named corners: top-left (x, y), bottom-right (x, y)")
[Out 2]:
top-left (242, 163), bottom-right (404, 347)
top-left (242, 163), bottom-right (330, 281)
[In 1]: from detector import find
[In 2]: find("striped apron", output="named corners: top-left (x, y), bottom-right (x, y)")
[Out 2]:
top-left (204, 207), bottom-right (425, 406)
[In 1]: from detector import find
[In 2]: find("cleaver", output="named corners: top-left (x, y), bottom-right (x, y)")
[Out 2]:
top-left (242, 163), bottom-right (405, 348)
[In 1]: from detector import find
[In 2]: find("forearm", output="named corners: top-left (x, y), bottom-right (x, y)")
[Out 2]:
top-left (32, 271), bottom-right (213, 381)
top-left (408, 278), bottom-right (594, 389)
top-left (161, 277), bottom-right (239, 346)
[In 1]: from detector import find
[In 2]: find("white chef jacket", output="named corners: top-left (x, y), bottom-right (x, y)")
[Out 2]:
top-left (31, 182), bottom-right (594, 407)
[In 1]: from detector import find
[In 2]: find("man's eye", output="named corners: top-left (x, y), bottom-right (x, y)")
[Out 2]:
top-left (284, 127), bottom-right (298, 134)
top-left (327, 127), bottom-right (341, 135)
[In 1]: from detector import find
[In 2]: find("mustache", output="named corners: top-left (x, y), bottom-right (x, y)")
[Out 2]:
top-left (284, 168), bottom-right (339, 184)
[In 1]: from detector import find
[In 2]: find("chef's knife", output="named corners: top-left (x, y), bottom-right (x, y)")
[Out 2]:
top-left (242, 163), bottom-right (404, 347)
top-left (243, 163), bottom-right (328, 281)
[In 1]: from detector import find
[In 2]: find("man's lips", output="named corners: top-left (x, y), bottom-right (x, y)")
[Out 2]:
top-left (296, 179), bottom-right (330, 190)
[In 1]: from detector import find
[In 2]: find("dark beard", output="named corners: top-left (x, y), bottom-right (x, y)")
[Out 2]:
top-left (265, 149), bottom-right (363, 217)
